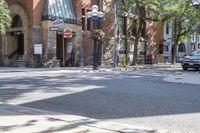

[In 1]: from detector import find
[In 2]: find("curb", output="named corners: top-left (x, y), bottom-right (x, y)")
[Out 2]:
top-left (0, 64), bottom-right (181, 73)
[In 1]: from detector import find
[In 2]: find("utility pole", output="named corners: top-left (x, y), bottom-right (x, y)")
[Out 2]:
top-left (113, 0), bottom-right (118, 67)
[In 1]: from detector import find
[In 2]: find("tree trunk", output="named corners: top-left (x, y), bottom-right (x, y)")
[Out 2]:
top-left (132, 20), bottom-right (142, 65)
top-left (171, 20), bottom-right (177, 64)
top-left (172, 42), bottom-right (177, 64)
top-left (133, 35), bottom-right (139, 65)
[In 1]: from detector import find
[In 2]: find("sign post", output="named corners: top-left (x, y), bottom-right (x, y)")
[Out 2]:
top-left (63, 29), bottom-right (73, 68)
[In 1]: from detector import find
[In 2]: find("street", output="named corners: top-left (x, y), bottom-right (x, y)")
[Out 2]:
top-left (0, 67), bottom-right (200, 133)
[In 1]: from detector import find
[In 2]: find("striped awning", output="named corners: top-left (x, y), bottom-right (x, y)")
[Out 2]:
top-left (42, 0), bottom-right (77, 24)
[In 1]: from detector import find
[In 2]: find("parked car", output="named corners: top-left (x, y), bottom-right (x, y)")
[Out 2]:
top-left (181, 50), bottom-right (200, 70)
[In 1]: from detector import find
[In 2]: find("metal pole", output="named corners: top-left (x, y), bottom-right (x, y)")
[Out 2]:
top-left (93, 16), bottom-right (99, 70)
top-left (113, 1), bottom-right (118, 67)
top-left (63, 32), bottom-right (65, 69)
top-left (93, 37), bottom-right (98, 70)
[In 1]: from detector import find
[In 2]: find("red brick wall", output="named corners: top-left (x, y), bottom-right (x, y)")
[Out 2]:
top-left (77, 0), bottom-right (116, 65)
top-left (146, 22), bottom-right (164, 63)
top-left (6, 0), bottom-right (45, 26)
top-left (32, 0), bottom-right (45, 26)
top-left (77, 0), bottom-right (97, 64)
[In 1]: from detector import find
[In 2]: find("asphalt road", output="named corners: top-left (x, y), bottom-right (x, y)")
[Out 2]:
top-left (0, 68), bottom-right (200, 133)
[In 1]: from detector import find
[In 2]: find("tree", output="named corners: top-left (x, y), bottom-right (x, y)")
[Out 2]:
top-left (121, 0), bottom-right (165, 65)
top-left (160, 0), bottom-right (200, 64)
top-left (0, 0), bottom-right (11, 33)
top-left (122, 0), bottom-right (200, 65)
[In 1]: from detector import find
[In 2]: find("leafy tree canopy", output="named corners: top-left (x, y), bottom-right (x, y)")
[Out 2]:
top-left (0, 0), bottom-right (11, 33)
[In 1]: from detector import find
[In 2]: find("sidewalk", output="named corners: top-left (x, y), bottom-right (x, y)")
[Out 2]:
top-left (0, 63), bottom-right (182, 73)
top-left (0, 103), bottom-right (168, 133)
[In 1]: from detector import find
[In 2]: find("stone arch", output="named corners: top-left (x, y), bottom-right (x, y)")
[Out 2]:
top-left (3, 3), bottom-right (29, 59)
top-left (11, 15), bottom-right (23, 28)
top-left (9, 3), bottom-right (29, 30)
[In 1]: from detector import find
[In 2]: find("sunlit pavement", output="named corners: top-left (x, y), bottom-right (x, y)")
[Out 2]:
top-left (0, 66), bottom-right (199, 133)
top-left (0, 103), bottom-right (166, 133)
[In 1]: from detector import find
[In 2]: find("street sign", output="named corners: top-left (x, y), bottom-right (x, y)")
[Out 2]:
top-left (49, 27), bottom-right (59, 31)
top-left (53, 19), bottom-right (64, 25)
top-left (64, 29), bottom-right (72, 38)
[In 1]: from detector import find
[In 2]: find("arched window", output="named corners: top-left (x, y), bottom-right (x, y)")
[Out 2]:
top-left (11, 15), bottom-right (22, 28)
top-left (178, 43), bottom-right (186, 52)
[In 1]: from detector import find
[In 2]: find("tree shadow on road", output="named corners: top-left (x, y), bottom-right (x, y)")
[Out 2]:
top-left (0, 71), bottom-right (200, 120)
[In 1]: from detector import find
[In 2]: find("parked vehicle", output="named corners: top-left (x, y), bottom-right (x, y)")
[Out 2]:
top-left (181, 50), bottom-right (200, 70)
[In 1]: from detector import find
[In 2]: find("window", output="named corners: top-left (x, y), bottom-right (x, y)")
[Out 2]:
top-left (82, 8), bottom-right (85, 16)
top-left (118, 17), bottom-right (127, 35)
top-left (192, 34), bottom-right (195, 41)
top-left (191, 43), bottom-right (195, 51)
top-left (11, 15), bottom-right (22, 28)
top-left (82, 9), bottom-right (92, 31)
top-left (87, 18), bottom-right (91, 31)
top-left (164, 45), bottom-right (169, 52)
top-left (82, 18), bottom-right (86, 30)
top-left (178, 43), bottom-right (186, 52)
top-left (166, 22), bottom-right (169, 34)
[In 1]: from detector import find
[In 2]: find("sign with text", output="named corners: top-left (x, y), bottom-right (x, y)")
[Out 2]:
top-left (49, 27), bottom-right (59, 31)
top-left (34, 44), bottom-right (42, 55)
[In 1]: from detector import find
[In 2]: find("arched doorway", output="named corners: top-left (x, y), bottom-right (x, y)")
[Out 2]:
top-left (10, 15), bottom-right (24, 56)
top-left (1, 4), bottom-right (29, 66)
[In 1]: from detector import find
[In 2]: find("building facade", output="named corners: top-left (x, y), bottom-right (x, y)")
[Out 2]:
top-left (0, 0), bottom-right (164, 67)
top-left (162, 22), bottom-right (200, 63)
top-left (0, 0), bottom-right (82, 67)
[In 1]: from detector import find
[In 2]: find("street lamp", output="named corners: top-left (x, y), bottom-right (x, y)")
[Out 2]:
top-left (86, 5), bottom-right (104, 70)
top-left (192, 0), bottom-right (200, 9)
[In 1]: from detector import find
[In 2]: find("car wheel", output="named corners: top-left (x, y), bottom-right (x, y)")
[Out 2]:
top-left (195, 68), bottom-right (199, 71)
top-left (183, 67), bottom-right (187, 71)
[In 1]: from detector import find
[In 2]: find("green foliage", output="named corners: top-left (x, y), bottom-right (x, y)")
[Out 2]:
top-left (0, 0), bottom-right (11, 33)
top-left (161, 0), bottom-right (200, 37)
top-left (121, 0), bottom-right (200, 40)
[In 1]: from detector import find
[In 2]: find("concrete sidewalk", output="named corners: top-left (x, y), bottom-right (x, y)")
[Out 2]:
top-left (0, 63), bottom-right (181, 73)
top-left (0, 103), bottom-right (168, 133)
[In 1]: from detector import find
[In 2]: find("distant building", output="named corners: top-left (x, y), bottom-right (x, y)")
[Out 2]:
top-left (163, 21), bottom-right (200, 63)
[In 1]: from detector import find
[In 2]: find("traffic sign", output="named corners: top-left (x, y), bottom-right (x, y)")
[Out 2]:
top-left (53, 19), bottom-right (64, 25)
top-left (49, 27), bottom-right (59, 31)
top-left (64, 29), bottom-right (72, 38)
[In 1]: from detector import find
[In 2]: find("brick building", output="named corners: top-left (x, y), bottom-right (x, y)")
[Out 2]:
top-left (0, 0), bottom-right (83, 67)
top-left (0, 0), bottom-right (164, 67)
top-left (80, 0), bottom-right (164, 65)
